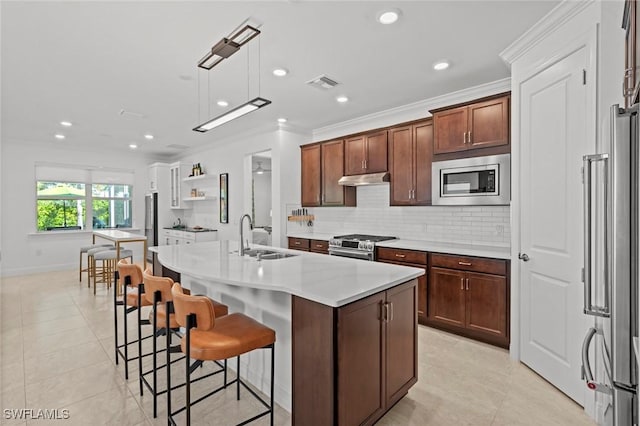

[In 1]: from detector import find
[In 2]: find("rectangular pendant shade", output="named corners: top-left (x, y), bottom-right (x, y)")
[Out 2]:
top-left (197, 24), bottom-right (261, 70)
top-left (193, 97), bottom-right (271, 132)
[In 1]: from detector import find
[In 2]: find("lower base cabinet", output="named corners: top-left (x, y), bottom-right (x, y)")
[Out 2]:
top-left (292, 279), bottom-right (418, 426)
top-left (376, 247), bottom-right (427, 324)
top-left (427, 253), bottom-right (509, 348)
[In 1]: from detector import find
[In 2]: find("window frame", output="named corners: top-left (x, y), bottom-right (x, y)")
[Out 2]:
top-left (36, 180), bottom-right (133, 232)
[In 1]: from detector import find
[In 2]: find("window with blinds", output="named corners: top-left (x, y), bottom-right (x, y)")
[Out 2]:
top-left (35, 164), bottom-right (134, 232)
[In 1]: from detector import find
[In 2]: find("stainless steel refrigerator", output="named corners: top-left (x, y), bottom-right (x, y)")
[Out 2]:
top-left (582, 104), bottom-right (639, 425)
top-left (144, 193), bottom-right (158, 265)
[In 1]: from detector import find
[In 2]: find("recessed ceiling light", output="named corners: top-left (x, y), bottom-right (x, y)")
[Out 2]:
top-left (54, 134), bottom-right (65, 140)
top-left (433, 61), bottom-right (450, 71)
top-left (277, 118), bottom-right (287, 123)
top-left (273, 68), bottom-right (288, 77)
top-left (378, 9), bottom-right (400, 25)
top-left (217, 100), bottom-right (229, 107)
top-left (336, 95), bottom-right (349, 103)
top-left (60, 121), bottom-right (72, 127)
top-left (129, 144), bottom-right (138, 149)
top-left (144, 134), bottom-right (154, 140)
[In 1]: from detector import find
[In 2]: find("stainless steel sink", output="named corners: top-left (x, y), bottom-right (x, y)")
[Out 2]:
top-left (243, 248), bottom-right (297, 260)
top-left (259, 252), bottom-right (297, 260)
top-left (243, 249), bottom-right (278, 257)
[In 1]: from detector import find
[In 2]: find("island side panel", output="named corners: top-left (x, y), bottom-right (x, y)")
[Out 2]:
top-left (292, 296), bottom-right (335, 426)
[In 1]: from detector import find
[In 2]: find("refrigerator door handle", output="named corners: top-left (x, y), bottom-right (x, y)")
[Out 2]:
top-left (581, 327), bottom-right (612, 394)
top-left (582, 152), bottom-right (611, 317)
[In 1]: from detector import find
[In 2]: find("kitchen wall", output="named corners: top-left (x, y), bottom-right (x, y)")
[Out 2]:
top-left (0, 140), bottom-right (149, 276)
top-left (292, 185), bottom-right (510, 246)
top-left (175, 127), bottom-right (305, 247)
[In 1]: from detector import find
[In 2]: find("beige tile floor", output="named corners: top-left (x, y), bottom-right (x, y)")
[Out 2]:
top-left (0, 269), bottom-right (596, 426)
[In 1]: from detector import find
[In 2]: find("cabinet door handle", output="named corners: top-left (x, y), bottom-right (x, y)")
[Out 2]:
top-left (460, 278), bottom-right (465, 290)
top-left (463, 132), bottom-right (466, 144)
top-left (315, 244), bottom-right (323, 248)
top-left (465, 278), bottom-right (469, 291)
top-left (294, 241), bottom-right (301, 245)
top-left (395, 253), bottom-right (406, 258)
top-left (361, 160), bottom-right (364, 169)
top-left (364, 159), bottom-right (367, 169)
top-left (458, 261), bottom-right (472, 266)
top-left (468, 131), bottom-right (472, 143)
top-left (389, 302), bottom-right (394, 322)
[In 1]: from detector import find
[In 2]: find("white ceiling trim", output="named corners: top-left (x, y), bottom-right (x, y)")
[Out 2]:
top-left (312, 78), bottom-right (511, 143)
top-left (500, 0), bottom-right (596, 65)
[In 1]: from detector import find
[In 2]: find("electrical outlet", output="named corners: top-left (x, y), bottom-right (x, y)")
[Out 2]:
top-left (496, 225), bottom-right (504, 236)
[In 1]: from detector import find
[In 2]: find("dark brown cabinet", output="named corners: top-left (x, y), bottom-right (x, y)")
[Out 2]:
top-left (345, 130), bottom-right (388, 176)
top-left (301, 140), bottom-right (356, 207)
top-left (288, 237), bottom-right (310, 251)
top-left (377, 247), bottom-right (427, 324)
top-left (388, 120), bottom-right (433, 206)
top-left (427, 253), bottom-right (509, 348)
top-left (288, 237), bottom-right (329, 254)
top-left (310, 239), bottom-right (329, 254)
top-left (292, 279), bottom-right (418, 426)
top-left (301, 144), bottom-right (321, 207)
top-left (431, 94), bottom-right (510, 154)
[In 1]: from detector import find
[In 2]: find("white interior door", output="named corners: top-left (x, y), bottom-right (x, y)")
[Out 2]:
top-left (519, 46), bottom-right (592, 404)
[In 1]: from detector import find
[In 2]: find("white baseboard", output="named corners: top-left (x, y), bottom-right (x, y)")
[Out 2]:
top-left (1, 262), bottom-right (75, 277)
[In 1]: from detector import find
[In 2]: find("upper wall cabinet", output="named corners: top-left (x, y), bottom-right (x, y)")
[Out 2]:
top-left (169, 162), bottom-right (190, 209)
top-left (431, 94), bottom-right (510, 154)
top-left (344, 130), bottom-right (388, 175)
top-left (301, 141), bottom-right (356, 207)
top-left (301, 144), bottom-right (321, 207)
top-left (388, 120), bottom-right (433, 206)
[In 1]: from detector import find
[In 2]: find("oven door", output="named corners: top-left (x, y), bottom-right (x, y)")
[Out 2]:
top-left (328, 247), bottom-right (374, 261)
top-left (432, 154), bottom-right (511, 206)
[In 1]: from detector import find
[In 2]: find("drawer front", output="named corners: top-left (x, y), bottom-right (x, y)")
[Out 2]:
top-left (182, 232), bottom-right (196, 241)
top-left (430, 253), bottom-right (506, 275)
top-left (310, 239), bottom-right (329, 253)
top-left (288, 237), bottom-right (310, 250)
top-left (377, 247), bottom-right (427, 265)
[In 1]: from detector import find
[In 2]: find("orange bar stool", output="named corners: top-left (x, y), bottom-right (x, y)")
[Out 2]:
top-left (142, 268), bottom-right (229, 418)
top-left (114, 260), bottom-right (154, 383)
top-left (79, 243), bottom-right (113, 283)
top-left (168, 283), bottom-right (276, 426)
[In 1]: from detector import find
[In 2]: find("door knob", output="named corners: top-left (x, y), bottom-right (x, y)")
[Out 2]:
top-left (518, 253), bottom-right (530, 262)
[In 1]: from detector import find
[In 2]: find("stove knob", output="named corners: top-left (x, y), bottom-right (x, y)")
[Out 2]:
top-left (366, 241), bottom-right (374, 251)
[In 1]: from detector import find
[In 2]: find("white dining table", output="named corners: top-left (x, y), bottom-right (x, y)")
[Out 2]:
top-left (92, 230), bottom-right (147, 294)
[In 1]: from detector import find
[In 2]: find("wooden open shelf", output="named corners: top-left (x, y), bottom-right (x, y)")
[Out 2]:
top-left (287, 215), bottom-right (315, 222)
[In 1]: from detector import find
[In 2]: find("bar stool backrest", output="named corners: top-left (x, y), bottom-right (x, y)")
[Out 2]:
top-left (142, 268), bottom-right (174, 304)
top-left (171, 283), bottom-right (216, 331)
top-left (117, 259), bottom-right (143, 289)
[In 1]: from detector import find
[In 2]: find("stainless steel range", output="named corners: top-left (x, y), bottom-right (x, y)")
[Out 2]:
top-left (328, 234), bottom-right (397, 261)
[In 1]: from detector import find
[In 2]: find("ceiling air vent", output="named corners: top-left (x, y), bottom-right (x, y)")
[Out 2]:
top-left (306, 74), bottom-right (340, 90)
top-left (166, 144), bottom-right (189, 150)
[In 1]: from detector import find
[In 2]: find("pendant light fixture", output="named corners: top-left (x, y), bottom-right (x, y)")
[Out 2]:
top-left (194, 18), bottom-right (271, 133)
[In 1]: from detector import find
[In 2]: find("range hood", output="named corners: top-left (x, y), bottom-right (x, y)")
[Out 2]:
top-left (338, 172), bottom-right (390, 186)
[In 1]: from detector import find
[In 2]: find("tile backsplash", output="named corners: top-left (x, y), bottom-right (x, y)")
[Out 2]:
top-left (298, 185), bottom-right (511, 246)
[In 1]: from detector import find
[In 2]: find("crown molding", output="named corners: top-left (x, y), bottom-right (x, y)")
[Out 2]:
top-left (312, 78), bottom-right (511, 142)
top-left (500, 0), bottom-right (596, 65)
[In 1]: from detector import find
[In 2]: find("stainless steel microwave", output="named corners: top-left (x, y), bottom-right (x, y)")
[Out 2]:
top-left (432, 154), bottom-right (511, 205)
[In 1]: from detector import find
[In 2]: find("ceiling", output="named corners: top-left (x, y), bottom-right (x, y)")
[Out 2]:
top-left (1, 1), bottom-right (559, 158)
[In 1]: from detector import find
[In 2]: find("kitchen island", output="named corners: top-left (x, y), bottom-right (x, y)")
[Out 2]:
top-left (151, 240), bottom-right (424, 425)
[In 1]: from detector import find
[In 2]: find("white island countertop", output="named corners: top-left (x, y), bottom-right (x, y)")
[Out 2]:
top-left (151, 240), bottom-right (424, 307)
